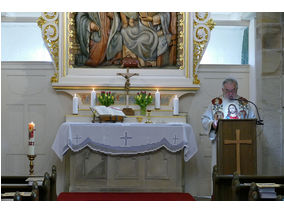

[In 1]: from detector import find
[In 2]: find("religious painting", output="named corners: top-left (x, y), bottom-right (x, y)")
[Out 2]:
top-left (214, 111), bottom-right (224, 120)
top-left (225, 103), bottom-right (240, 120)
top-left (239, 110), bottom-right (247, 119)
top-left (70, 12), bottom-right (180, 69)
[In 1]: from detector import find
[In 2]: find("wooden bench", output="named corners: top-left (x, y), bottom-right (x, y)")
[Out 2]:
top-left (1, 181), bottom-right (39, 201)
top-left (212, 166), bottom-right (284, 201)
top-left (1, 165), bottom-right (57, 201)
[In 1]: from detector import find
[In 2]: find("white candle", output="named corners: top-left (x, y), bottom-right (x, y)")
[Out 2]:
top-left (173, 95), bottom-right (179, 115)
top-left (155, 89), bottom-right (160, 109)
top-left (73, 93), bottom-right (79, 114)
top-left (28, 122), bottom-right (35, 155)
top-left (90, 89), bottom-right (96, 107)
top-left (28, 142), bottom-right (35, 155)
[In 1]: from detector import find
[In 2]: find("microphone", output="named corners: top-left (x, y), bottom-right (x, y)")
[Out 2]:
top-left (231, 98), bottom-right (264, 125)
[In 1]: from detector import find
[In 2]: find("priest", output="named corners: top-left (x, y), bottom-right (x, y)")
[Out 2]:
top-left (201, 78), bottom-right (256, 192)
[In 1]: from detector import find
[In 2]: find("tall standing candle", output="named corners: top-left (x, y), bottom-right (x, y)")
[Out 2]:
top-left (73, 93), bottom-right (79, 115)
top-left (90, 89), bottom-right (96, 107)
top-left (155, 89), bottom-right (160, 109)
top-left (173, 95), bottom-right (179, 115)
top-left (28, 122), bottom-right (35, 155)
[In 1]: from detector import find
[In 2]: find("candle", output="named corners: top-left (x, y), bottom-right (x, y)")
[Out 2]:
top-left (155, 89), bottom-right (160, 109)
top-left (90, 89), bottom-right (96, 107)
top-left (73, 93), bottom-right (79, 114)
top-left (173, 95), bottom-right (179, 115)
top-left (28, 122), bottom-right (35, 155)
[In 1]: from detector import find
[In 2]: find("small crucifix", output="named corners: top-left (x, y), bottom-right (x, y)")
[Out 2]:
top-left (224, 129), bottom-right (252, 174)
top-left (117, 68), bottom-right (139, 115)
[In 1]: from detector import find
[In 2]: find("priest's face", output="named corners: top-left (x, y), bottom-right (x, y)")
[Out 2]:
top-left (222, 82), bottom-right (237, 100)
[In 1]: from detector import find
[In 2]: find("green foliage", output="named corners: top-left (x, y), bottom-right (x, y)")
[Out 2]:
top-left (134, 91), bottom-right (152, 108)
top-left (98, 91), bottom-right (114, 107)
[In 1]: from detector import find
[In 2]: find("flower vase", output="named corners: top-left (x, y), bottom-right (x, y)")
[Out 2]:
top-left (140, 106), bottom-right (146, 116)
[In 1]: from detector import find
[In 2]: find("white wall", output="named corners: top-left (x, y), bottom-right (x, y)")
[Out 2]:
top-left (1, 62), bottom-right (71, 193)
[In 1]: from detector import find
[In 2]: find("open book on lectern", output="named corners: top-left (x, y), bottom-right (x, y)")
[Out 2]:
top-left (90, 106), bottom-right (126, 117)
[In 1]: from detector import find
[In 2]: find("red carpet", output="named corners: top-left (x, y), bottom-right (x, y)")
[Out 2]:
top-left (57, 192), bottom-right (195, 201)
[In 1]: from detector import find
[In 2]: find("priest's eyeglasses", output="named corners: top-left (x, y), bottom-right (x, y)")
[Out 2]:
top-left (224, 88), bottom-right (236, 93)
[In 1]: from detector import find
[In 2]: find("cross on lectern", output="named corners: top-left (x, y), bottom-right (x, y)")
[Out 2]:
top-left (224, 129), bottom-right (252, 174)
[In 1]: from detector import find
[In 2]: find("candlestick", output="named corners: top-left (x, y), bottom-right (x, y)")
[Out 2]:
top-left (145, 110), bottom-right (153, 123)
top-left (173, 95), bottom-right (179, 115)
top-left (27, 155), bottom-right (36, 175)
top-left (73, 93), bottom-right (79, 115)
top-left (155, 89), bottom-right (160, 109)
top-left (90, 89), bottom-right (96, 107)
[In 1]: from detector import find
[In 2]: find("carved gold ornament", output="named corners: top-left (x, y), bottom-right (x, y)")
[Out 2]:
top-left (178, 12), bottom-right (185, 70)
top-left (193, 12), bottom-right (215, 84)
top-left (37, 12), bottom-right (59, 83)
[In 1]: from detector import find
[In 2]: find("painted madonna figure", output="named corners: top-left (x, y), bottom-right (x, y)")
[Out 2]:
top-left (201, 78), bottom-right (256, 192)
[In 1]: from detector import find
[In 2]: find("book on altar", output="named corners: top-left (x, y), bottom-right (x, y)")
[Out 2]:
top-left (90, 106), bottom-right (126, 117)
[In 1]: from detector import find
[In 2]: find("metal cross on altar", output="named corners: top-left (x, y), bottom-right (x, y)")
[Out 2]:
top-left (224, 129), bottom-right (252, 174)
top-left (120, 132), bottom-right (132, 146)
top-left (117, 68), bottom-right (139, 92)
top-left (117, 68), bottom-right (139, 108)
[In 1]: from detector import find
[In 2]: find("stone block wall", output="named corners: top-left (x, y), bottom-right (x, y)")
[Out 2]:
top-left (256, 12), bottom-right (284, 175)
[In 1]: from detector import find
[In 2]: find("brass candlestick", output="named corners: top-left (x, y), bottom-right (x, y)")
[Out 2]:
top-left (27, 155), bottom-right (36, 175)
top-left (145, 110), bottom-right (153, 123)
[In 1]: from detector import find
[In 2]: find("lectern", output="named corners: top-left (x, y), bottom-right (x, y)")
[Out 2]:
top-left (216, 119), bottom-right (257, 175)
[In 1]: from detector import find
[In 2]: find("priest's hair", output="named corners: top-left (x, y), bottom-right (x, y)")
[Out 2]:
top-left (222, 78), bottom-right (238, 89)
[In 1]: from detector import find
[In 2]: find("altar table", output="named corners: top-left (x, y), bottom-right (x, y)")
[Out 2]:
top-left (52, 122), bottom-right (198, 161)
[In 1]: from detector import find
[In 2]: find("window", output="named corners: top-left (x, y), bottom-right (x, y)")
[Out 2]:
top-left (1, 12), bottom-right (52, 62)
top-left (200, 12), bottom-right (252, 65)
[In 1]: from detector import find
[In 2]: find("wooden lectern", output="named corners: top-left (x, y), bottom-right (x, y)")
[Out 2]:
top-left (216, 119), bottom-right (257, 175)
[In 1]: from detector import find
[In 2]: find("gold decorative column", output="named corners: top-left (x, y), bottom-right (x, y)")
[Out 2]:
top-left (37, 12), bottom-right (59, 83)
top-left (193, 12), bottom-right (215, 84)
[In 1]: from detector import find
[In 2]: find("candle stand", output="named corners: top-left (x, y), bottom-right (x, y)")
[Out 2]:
top-left (145, 110), bottom-right (153, 123)
top-left (27, 155), bottom-right (36, 176)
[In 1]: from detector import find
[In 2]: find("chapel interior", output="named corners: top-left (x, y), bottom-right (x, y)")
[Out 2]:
top-left (1, 11), bottom-right (284, 202)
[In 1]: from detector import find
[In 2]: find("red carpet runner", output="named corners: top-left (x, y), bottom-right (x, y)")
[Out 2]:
top-left (57, 192), bottom-right (195, 201)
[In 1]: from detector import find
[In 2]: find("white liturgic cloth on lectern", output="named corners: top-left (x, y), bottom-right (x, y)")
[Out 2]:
top-left (52, 122), bottom-right (198, 162)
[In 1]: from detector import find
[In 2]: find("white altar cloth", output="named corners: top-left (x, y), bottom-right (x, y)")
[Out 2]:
top-left (52, 122), bottom-right (198, 161)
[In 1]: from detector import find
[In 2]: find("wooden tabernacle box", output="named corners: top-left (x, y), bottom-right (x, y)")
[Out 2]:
top-left (216, 119), bottom-right (257, 175)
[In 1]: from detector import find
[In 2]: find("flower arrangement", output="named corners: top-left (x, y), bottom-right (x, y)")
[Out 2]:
top-left (135, 91), bottom-right (152, 115)
top-left (98, 91), bottom-right (114, 107)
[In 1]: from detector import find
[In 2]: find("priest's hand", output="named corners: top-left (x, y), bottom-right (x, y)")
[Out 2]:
top-left (212, 119), bottom-right (218, 130)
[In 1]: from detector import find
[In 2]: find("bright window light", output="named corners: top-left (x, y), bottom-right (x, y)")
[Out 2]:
top-left (1, 22), bottom-right (52, 61)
